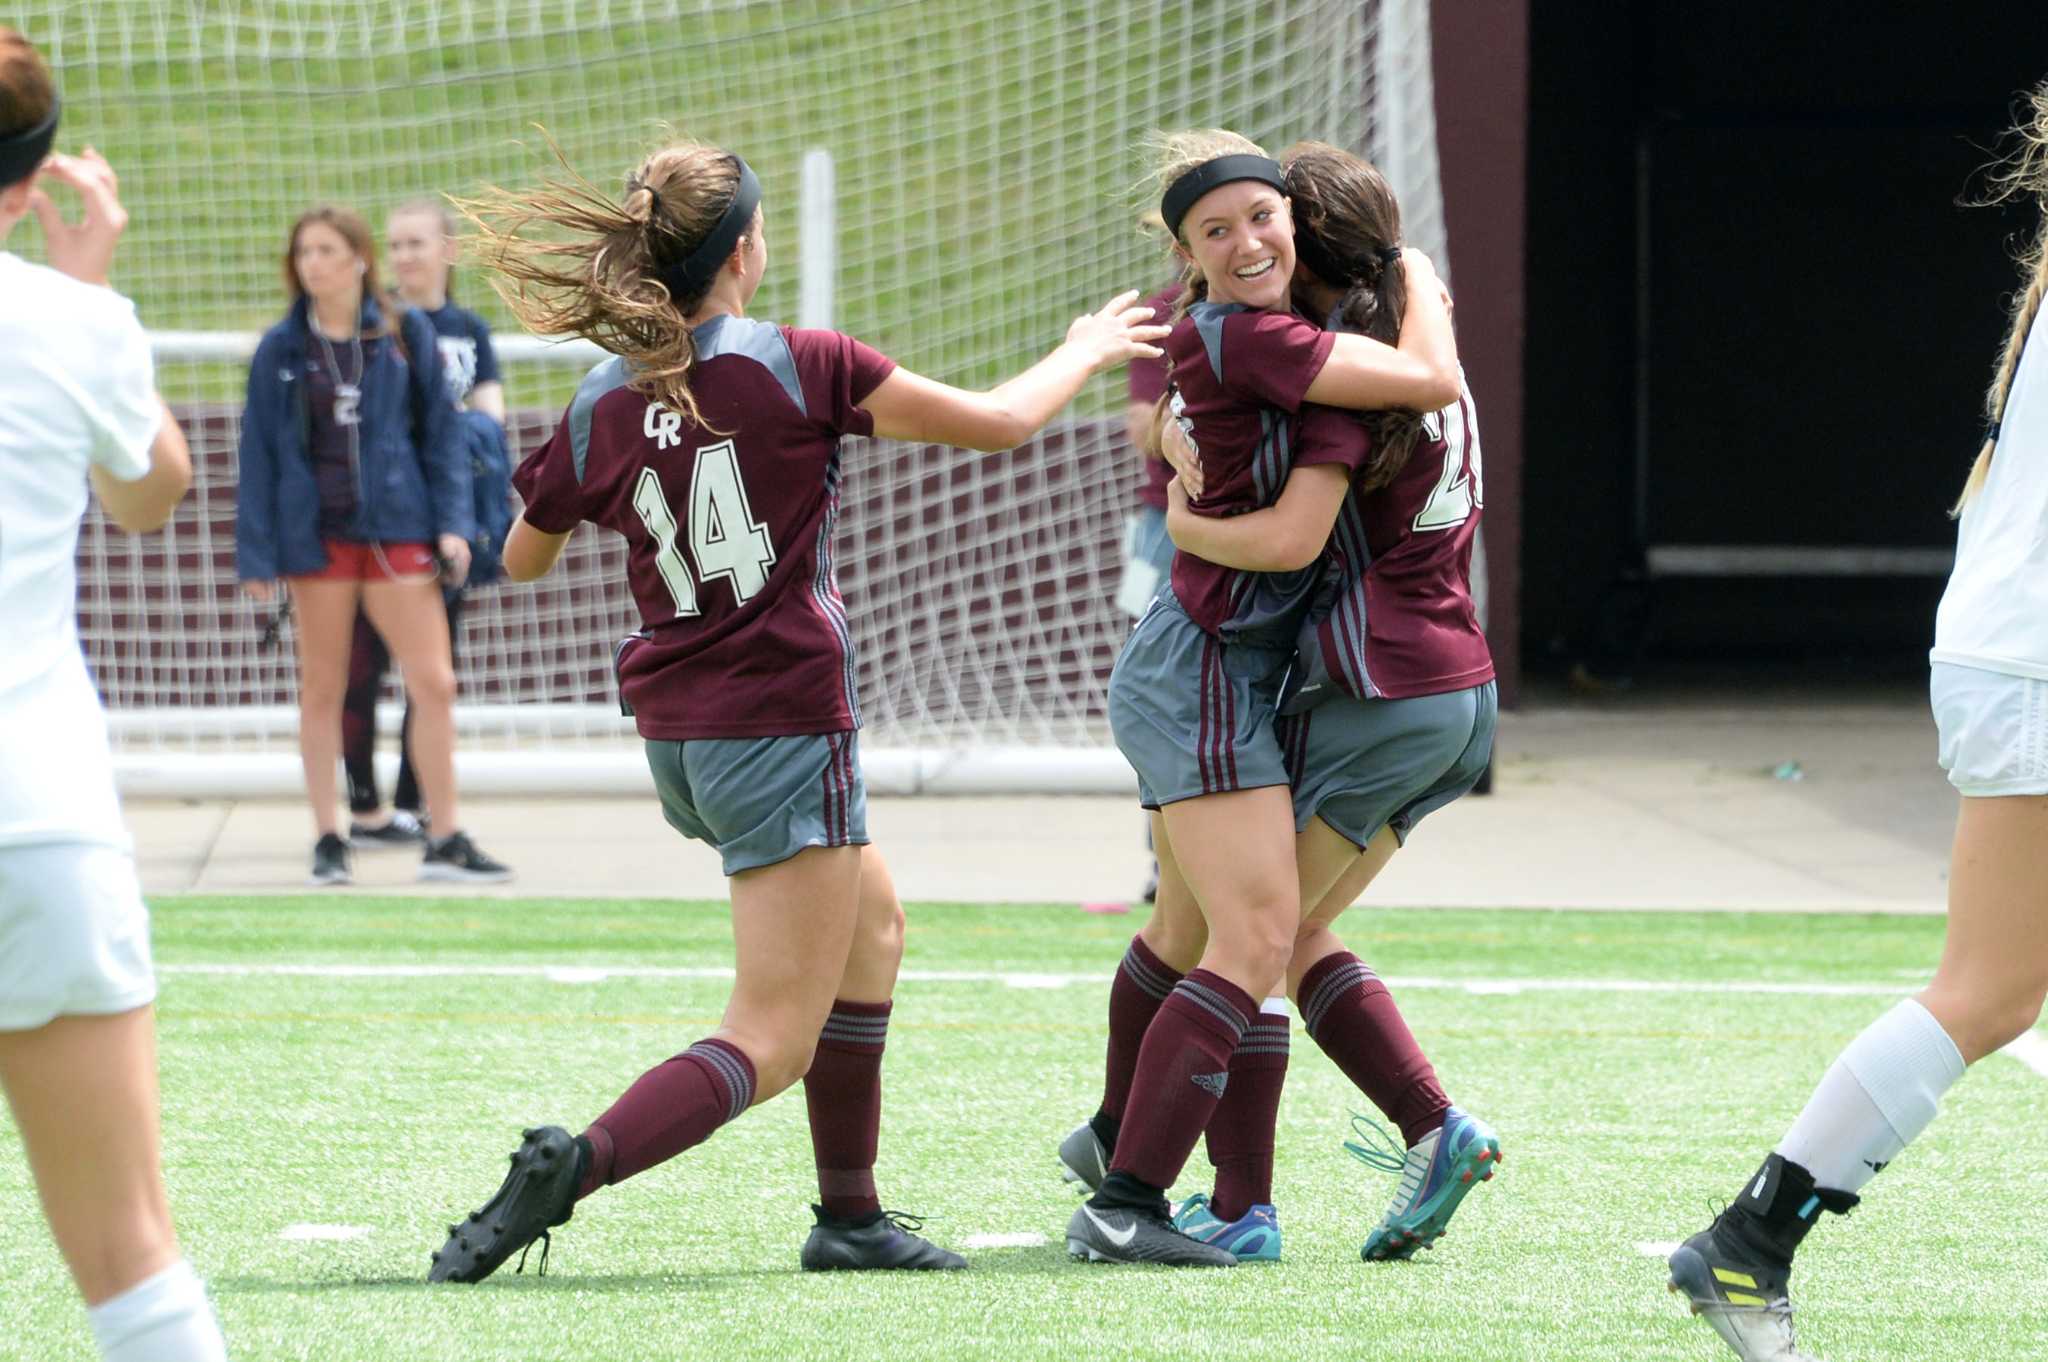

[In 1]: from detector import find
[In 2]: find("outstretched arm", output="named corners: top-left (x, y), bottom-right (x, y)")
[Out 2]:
top-left (1165, 462), bottom-right (1351, 573)
top-left (1301, 250), bottom-right (1459, 413)
top-left (503, 516), bottom-right (571, 582)
top-left (858, 290), bottom-right (1170, 451)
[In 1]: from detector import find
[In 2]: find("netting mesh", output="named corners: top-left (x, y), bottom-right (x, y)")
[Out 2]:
top-left (21, 0), bottom-right (1442, 768)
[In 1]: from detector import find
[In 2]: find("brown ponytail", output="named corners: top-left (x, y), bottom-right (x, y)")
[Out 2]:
top-left (1954, 81), bottom-right (2048, 516)
top-left (456, 134), bottom-right (755, 431)
top-left (1282, 141), bottom-right (1427, 493)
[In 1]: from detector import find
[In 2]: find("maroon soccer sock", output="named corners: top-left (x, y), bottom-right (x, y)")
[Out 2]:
top-left (803, 999), bottom-right (891, 1221)
top-left (1104, 969), bottom-right (1257, 1195)
top-left (577, 1037), bottom-right (755, 1198)
top-left (1098, 935), bottom-right (1185, 1141)
top-left (1298, 952), bottom-right (1449, 1149)
top-left (1205, 1009), bottom-right (1289, 1221)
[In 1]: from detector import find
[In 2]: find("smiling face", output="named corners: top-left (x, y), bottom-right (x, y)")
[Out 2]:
top-left (293, 220), bottom-right (363, 307)
top-left (1177, 179), bottom-right (1295, 311)
top-left (385, 207), bottom-right (452, 304)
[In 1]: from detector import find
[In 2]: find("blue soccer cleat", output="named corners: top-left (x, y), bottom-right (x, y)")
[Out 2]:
top-left (1350, 1107), bottom-right (1501, 1262)
top-left (1171, 1194), bottom-right (1282, 1262)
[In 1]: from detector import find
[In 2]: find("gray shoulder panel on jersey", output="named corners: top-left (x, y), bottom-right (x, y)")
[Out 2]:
top-left (693, 314), bottom-right (806, 417)
top-left (568, 355), bottom-right (632, 483)
top-left (1188, 300), bottom-right (1245, 384)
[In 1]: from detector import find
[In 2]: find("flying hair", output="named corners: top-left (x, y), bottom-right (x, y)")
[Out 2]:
top-left (1954, 80), bottom-right (2048, 516)
top-left (454, 129), bottom-right (756, 430)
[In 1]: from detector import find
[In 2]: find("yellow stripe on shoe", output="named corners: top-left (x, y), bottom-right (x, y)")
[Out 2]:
top-left (1713, 1267), bottom-right (1758, 1289)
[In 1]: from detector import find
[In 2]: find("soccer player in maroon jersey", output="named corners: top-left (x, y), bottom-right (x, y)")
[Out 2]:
top-left (1151, 142), bottom-right (1502, 1263)
top-left (424, 137), bottom-right (1167, 1283)
top-left (1067, 129), bottom-right (1461, 1266)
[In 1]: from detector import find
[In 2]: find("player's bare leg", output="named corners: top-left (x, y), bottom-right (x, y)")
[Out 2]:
top-left (290, 577), bottom-right (362, 883)
top-left (1069, 789), bottom-right (1297, 1268)
top-left (0, 1009), bottom-right (225, 1357)
top-left (1673, 795), bottom-right (2047, 1362)
top-left (1062, 814), bottom-right (1204, 1193)
top-left (431, 844), bottom-right (864, 1283)
top-left (801, 846), bottom-right (965, 1270)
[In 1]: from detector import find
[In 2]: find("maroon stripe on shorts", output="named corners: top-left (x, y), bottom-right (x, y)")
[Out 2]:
top-left (1198, 636), bottom-right (1221, 795)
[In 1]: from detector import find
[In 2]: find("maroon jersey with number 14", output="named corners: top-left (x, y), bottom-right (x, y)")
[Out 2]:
top-left (511, 315), bottom-right (896, 739)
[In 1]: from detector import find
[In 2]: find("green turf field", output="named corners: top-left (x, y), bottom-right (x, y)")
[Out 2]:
top-left (3, 899), bottom-right (2041, 1361)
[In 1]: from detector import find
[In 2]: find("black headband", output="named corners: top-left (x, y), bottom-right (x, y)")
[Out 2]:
top-left (0, 97), bottom-right (60, 191)
top-left (654, 155), bottom-right (761, 301)
top-left (1161, 153), bottom-right (1285, 239)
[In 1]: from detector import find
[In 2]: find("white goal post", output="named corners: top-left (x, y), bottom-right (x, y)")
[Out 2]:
top-left (37, 1), bottom-right (1447, 797)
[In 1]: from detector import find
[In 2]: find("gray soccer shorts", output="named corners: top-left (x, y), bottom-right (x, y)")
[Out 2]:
top-left (1109, 593), bottom-right (1296, 809)
top-left (1278, 681), bottom-right (1498, 849)
top-left (644, 731), bottom-right (868, 875)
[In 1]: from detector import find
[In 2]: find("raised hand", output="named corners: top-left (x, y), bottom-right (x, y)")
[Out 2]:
top-left (30, 148), bottom-right (128, 287)
top-left (1065, 289), bottom-right (1172, 373)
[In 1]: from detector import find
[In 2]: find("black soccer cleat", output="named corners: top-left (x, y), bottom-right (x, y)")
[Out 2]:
top-left (1667, 1222), bottom-right (1815, 1362)
top-left (428, 1126), bottom-right (583, 1284)
top-left (349, 809), bottom-right (426, 849)
top-left (799, 1207), bottom-right (968, 1271)
top-left (1065, 1198), bottom-right (1237, 1267)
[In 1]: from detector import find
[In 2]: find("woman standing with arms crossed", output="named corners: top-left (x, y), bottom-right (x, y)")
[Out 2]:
top-left (1668, 82), bottom-right (2048, 1362)
top-left (0, 29), bottom-right (227, 1358)
top-left (425, 136), bottom-right (1166, 1282)
top-left (235, 205), bottom-right (512, 886)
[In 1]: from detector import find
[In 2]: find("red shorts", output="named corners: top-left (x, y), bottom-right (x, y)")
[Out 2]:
top-left (293, 539), bottom-right (437, 583)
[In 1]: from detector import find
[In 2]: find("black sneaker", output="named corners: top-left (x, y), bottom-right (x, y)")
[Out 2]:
top-left (349, 809), bottom-right (425, 849)
top-left (309, 833), bottom-right (352, 887)
top-left (429, 1126), bottom-right (583, 1284)
top-left (800, 1207), bottom-right (968, 1271)
top-left (418, 830), bottom-right (514, 884)
top-left (1668, 1222), bottom-right (1815, 1361)
top-left (1065, 1198), bottom-right (1237, 1267)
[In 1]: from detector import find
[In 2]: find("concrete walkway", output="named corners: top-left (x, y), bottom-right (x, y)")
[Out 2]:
top-left (126, 682), bottom-right (1957, 913)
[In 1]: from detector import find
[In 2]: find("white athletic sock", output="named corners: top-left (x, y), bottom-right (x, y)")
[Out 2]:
top-left (87, 1259), bottom-right (227, 1362)
top-left (1775, 998), bottom-right (1966, 1194)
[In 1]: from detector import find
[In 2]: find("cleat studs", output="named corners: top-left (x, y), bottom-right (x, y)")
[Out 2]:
top-left (1460, 1170), bottom-right (1473, 1183)
top-left (1482, 1170), bottom-right (1494, 1181)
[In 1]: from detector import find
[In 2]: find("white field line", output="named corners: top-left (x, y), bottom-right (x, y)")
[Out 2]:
top-left (2000, 1030), bottom-right (2048, 1078)
top-left (156, 962), bottom-right (1923, 998)
top-left (1634, 1240), bottom-right (1680, 1259)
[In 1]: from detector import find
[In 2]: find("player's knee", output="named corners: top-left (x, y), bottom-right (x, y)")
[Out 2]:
top-left (862, 897), bottom-right (906, 963)
top-left (1142, 915), bottom-right (1206, 973)
top-left (746, 1034), bottom-right (818, 1101)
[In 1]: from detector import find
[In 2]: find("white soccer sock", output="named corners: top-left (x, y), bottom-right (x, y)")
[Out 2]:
top-left (1775, 998), bottom-right (1966, 1195)
top-left (87, 1259), bottom-right (227, 1362)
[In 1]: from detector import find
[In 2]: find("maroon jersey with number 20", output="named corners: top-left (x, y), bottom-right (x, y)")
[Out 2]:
top-left (511, 315), bottom-right (896, 739)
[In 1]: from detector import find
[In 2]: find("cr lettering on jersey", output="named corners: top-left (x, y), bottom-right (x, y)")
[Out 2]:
top-left (644, 402), bottom-right (684, 450)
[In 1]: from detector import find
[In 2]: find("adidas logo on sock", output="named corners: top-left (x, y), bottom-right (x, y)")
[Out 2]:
top-left (1191, 1071), bottom-right (1229, 1098)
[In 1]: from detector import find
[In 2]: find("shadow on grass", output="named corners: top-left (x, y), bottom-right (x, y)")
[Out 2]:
top-left (213, 1245), bottom-right (1091, 1296)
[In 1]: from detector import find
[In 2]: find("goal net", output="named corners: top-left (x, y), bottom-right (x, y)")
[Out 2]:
top-left (23, 0), bottom-right (1445, 795)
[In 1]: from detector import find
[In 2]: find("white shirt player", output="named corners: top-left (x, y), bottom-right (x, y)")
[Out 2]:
top-left (0, 251), bottom-right (162, 849)
top-left (1932, 306), bottom-right (2048, 680)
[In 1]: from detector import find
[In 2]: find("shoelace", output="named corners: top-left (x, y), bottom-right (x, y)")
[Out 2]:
top-left (515, 1229), bottom-right (551, 1277)
top-left (879, 1210), bottom-right (929, 1234)
top-left (1341, 1111), bottom-right (1406, 1174)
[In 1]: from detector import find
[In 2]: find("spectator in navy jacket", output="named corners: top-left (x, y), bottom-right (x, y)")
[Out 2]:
top-left (235, 204), bottom-right (511, 886)
top-left (339, 197), bottom-right (512, 849)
